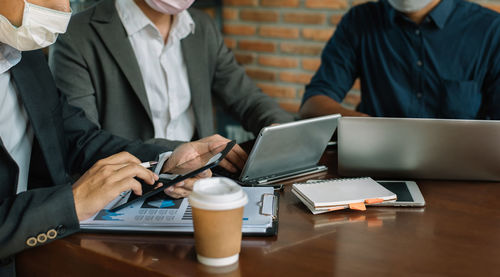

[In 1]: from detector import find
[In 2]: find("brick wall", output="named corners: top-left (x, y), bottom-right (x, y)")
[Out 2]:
top-left (220, 0), bottom-right (500, 114)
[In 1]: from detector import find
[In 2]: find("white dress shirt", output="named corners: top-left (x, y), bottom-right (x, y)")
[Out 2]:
top-left (116, 0), bottom-right (196, 142)
top-left (0, 44), bottom-right (34, 194)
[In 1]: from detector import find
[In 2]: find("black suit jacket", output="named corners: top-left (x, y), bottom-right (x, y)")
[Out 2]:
top-left (0, 50), bottom-right (170, 276)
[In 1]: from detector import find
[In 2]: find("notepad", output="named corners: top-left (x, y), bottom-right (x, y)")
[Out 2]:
top-left (292, 177), bottom-right (397, 214)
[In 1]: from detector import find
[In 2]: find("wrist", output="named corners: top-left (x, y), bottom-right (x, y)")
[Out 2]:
top-left (72, 187), bottom-right (84, 221)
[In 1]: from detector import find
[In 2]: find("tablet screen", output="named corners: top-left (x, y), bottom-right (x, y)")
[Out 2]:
top-left (111, 141), bottom-right (235, 211)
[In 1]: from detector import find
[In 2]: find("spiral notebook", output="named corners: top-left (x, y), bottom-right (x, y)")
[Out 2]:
top-left (292, 177), bottom-right (397, 214)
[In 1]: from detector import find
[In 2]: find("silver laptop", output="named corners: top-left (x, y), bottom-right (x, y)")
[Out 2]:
top-left (338, 117), bottom-right (500, 181)
top-left (227, 114), bottom-right (341, 185)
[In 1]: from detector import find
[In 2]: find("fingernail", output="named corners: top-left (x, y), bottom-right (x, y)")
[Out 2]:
top-left (154, 174), bottom-right (159, 180)
top-left (167, 186), bottom-right (174, 192)
top-left (154, 183), bottom-right (164, 189)
top-left (176, 181), bottom-right (185, 187)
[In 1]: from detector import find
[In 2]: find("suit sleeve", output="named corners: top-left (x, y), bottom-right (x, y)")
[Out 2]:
top-left (49, 32), bottom-right (101, 127)
top-left (207, 17), bottom-right (295, 135)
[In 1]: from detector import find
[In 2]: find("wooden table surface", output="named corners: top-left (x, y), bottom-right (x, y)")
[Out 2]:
top-left (17, 149), bottom-right (500, 277)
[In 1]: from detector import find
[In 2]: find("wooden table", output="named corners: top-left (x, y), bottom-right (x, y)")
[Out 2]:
top-left (17, 149), bottom-right (500, 276)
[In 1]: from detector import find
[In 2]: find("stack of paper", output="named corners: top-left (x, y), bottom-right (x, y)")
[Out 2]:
top-left (292, 177), bottom-right (397, 214)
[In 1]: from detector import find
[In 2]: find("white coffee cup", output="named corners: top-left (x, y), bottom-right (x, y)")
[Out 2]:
top-left (189, 177), bottom-right (248, 267)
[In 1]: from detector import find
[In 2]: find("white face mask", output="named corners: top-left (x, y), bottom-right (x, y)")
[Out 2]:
top-left (388, 0), bottom-right (433, 13)
top-left (0, 1), bottom-right (71, 51)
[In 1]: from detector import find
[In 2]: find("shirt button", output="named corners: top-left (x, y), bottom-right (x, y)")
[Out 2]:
top-left (417, 60), bottom-right (423, 67)
top-left (415, 29), bottom-right (420, 35)
top-left (417, 93), bottom-right (423, 98)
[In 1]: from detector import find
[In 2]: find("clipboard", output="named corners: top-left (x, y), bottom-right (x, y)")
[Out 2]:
top-left (242, 190), bottom-right (280, 236)
top-left (80, 187), bottom-right (280, 236)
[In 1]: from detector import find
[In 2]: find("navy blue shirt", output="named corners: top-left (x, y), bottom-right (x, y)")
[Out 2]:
top-left (303, 0), bottom-right (500, 119)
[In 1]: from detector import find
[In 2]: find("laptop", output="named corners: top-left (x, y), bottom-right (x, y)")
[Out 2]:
top-left (217, 114), bottom-right (341, 185)
top-left (338, 117), bottom-right (500, 181)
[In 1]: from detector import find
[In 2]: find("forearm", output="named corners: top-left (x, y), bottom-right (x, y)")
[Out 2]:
top-left (300, 95), bottom-right (367, 118)
top-left (208, 16), bottom-right (294, 133)
top-left (213, 57), bottom-right (294, 133)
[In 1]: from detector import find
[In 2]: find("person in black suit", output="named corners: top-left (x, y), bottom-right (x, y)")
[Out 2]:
top-left (0, 1), bottom-right (220, 275)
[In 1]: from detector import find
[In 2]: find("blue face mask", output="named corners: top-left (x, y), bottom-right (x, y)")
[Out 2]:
top-left (388, 0), bottom-right (433, 13)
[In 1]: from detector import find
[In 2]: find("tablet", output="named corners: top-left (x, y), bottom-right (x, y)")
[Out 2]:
top-left (110, 140), bottom-right (236, 212)
top-left (372, 180), bottom-right (426, 207)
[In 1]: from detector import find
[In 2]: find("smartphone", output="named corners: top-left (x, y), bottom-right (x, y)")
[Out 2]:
top-left (110, 140), bottom-right (236, 212)
top-left (372, 180), bottom-right (426, 207)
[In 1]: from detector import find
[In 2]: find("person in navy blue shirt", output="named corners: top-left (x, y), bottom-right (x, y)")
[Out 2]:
top-left (300, 0), bottom-right (500, 119)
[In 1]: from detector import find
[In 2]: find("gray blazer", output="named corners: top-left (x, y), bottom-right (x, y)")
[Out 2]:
top-left (49, 0), bottom-right (294, 149)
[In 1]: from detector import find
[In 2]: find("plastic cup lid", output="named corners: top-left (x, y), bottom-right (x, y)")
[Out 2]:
top-left (189, 177), bottom-right (248, 210)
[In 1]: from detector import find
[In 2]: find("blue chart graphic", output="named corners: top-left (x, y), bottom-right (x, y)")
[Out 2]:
top-left (147, 200), bottom-right (176, 208)
top-left (94, 210), bottom-right (124, 221)
top-left (141, 194), bottom-right (183, 209)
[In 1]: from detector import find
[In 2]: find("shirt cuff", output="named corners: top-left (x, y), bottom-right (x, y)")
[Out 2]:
top-left (154, 151), bottom-right (173, 175)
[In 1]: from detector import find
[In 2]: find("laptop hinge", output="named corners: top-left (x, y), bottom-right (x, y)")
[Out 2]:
top-left (243, 165), bottom-right (328, 186)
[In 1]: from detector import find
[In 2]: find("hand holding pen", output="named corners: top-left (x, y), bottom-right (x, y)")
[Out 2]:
top-left (72, 152), bottom-right (159, 221)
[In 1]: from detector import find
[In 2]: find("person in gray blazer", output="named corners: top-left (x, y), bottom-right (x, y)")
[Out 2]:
top-left (49, 0), bottom-right (295, 172)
